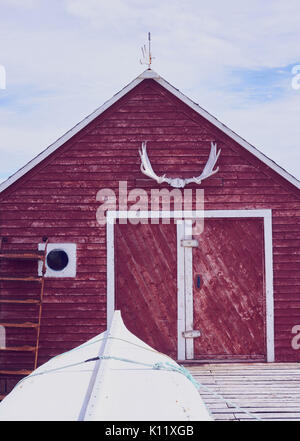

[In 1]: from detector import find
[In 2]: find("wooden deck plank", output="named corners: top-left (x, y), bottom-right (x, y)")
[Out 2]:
top-left (186, 362), bottom-right (300, 421)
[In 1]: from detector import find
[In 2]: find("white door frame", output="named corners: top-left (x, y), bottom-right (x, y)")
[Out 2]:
top-left (106, 209), bottom-right (201, 333)
top-left (106, 209), bottom-right (274, 363)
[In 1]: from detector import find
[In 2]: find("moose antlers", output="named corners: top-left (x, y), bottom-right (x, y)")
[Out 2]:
top-left (139, 141), bottom-right (221, 188)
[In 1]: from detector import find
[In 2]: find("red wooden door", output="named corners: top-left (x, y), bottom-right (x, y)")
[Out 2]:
top-left (193, 218), bottom-right (266, 361)
top-left (115, 221), bottom-right (178, 359)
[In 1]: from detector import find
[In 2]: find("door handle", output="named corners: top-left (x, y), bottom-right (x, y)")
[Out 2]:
top-left (195, 274), bottom-right (202, 290)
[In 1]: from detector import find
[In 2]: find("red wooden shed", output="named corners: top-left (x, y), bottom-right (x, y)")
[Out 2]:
top-left (0, 69), bottom-right (299, 399)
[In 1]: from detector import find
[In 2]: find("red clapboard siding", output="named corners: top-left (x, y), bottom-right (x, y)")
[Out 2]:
top-left (0, 75), bottom-right (298, 389)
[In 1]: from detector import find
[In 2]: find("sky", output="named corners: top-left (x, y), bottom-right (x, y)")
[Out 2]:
top-left (0, 0), bottom-right (300, 183)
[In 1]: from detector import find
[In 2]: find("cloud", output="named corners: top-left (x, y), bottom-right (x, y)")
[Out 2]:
top-left (0, 0), bottom-right (299, 183)
top-left (64, 0), bottom-right (300, 69)
top-left (218, 93), bottom-right (300, 180)
top-left (0, 0), bottom-right (40, 8)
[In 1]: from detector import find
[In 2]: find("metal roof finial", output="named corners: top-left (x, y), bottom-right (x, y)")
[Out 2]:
top-left (140, 32), bottom-right (154, 69)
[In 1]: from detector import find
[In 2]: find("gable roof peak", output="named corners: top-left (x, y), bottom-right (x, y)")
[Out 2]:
top-left (138, 69), bottom-right (160, 80)
top-left (0, 68), bottom-right (299, 194)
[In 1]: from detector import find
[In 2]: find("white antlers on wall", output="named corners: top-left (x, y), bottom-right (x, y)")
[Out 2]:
top-left (139, 141), bottom-right (221, 188)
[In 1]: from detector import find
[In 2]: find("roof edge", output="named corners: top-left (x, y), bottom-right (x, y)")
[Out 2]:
top-left (0, 70), bottom-right (147, 194)
top-left (0, 68), bottom-right (299, 194)
top-left (155, 76), bottom-right (300, 190)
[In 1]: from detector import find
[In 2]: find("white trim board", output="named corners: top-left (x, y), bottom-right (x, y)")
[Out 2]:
top-left (176, 221), bottom-right (186, 361)
top-left (184, 219), bottom-right (194, 360)
top-left (0, 69), bottom-right (299, 194)
top-left (106, 210), bottom-right (198, 355)
top-left (106, 209), bottom-right (274, 362)
top-left (186, 209), bottom-right (274, 362)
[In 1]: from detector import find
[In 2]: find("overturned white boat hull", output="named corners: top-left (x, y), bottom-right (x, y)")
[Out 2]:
top-left (0, 311), bottom-right (212, 421)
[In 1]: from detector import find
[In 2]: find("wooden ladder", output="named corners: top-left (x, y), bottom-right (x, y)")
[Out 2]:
top-left (0, 238), bottom-right (48, 401)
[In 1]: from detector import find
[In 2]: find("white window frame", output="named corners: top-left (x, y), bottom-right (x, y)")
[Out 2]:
top-left (106, 209), bottom-right (274, 362)
top-left (38, 243), bottom-right (77, 278)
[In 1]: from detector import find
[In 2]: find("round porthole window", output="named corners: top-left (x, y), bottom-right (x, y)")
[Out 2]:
top-left (46, 249), bottom-right (69, 271)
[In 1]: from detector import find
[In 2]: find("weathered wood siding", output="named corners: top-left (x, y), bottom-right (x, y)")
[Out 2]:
top-left (187, 363), bottom-right (300, 421)
top-left (115, 222), bottom-right (178, 359)
top-left (0, 77), bottom-right (299, 384)
top-left (193, 218), bottom-right (265, 360)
